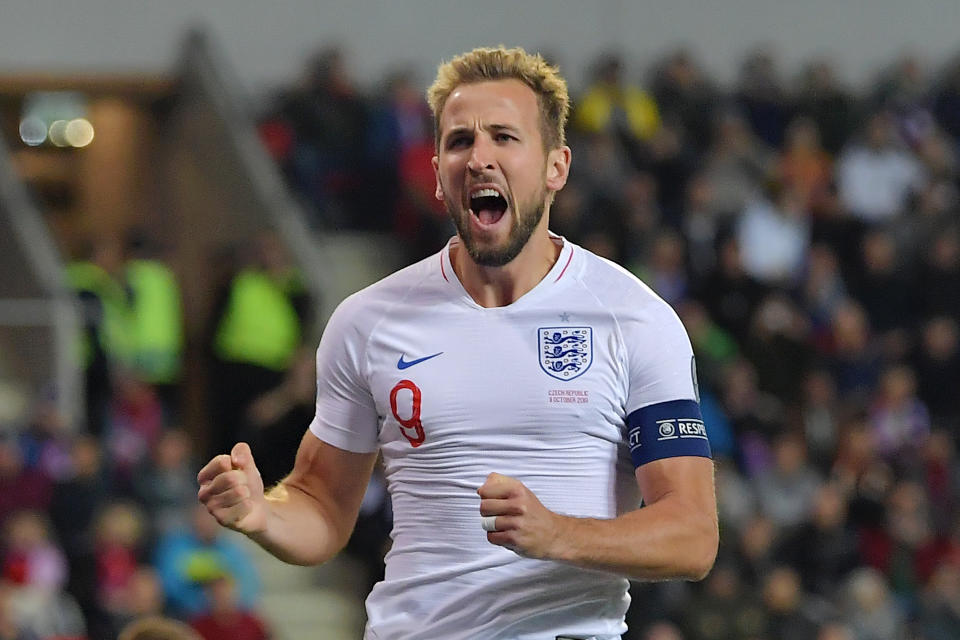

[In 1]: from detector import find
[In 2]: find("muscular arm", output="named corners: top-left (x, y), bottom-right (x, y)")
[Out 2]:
top-left (198, 432), bottom-right (377, 566)
top-left (480, 456), bottom-right (717, 581)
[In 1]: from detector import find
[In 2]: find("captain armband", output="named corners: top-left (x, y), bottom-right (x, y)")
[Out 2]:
top-left (626, 399), bottom-right (712, 468)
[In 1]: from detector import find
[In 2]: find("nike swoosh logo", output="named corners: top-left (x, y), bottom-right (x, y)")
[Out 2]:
top-left (397, 352), bottom-right (443, 370)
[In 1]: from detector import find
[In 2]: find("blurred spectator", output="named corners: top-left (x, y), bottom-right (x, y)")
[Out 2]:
top-left (918, 563), bottom-right (960, 640)
top-left (797, 369), bottom-right (842, 471)
top-left (836, 111), bottom-right (925, 223)
top-left (918, 225), bottom-right (960, 320)
top-left (48, 435), bottom-right (107, 559)
top-left (2, 580), bottom-right (85, 640)
top-left (760, 565), bottom-right (821, 640)
top-left (918, 432), bottom-right (960, 537)
top-left (866, 480), bottom-right (935, 604)
top-left (107, 374), bottom-right (164, 492)
top-left (573, 53), bottom-right (661, 145)
top-left (777, 117), bottom-right (833, 215)
top-left (735, 514), bottom-right (779, 589)
top-left (777, 483), bottom-right (861, 596)
top-left (932, 54), bottom-right (960, 142)
top-left (755, 433), bottom-right (823, 530)
top-left (242, 349), bottom-right (316, 488)
top-left (644, 122), bottom-right (698, 223)
top-left (208, 231), bottom-right (312, 459)
top-left (736, 182), bottom-right (811, 287)
top-left (793, 59), bottom-right (860, 156)
top-left (681, 173), bottom-right (723, 280)
top-left (343, 464), bottom-right (393, 594)
top-left (124, 233), bottom-right (185, 419)
top-left (676, 300), bottom-right (738, 392)
top-left (714, 456), bottom-right (756, 536)
top-left (621, 172), bottom-right (665, 268)
top-left (718, 359), bottom-right (783, 470)
top-left (825, 301), bottom-right (882, 405)
top-left (868, 365), bottom-right (930, 464)
top-left (133, 429), bottom-right (198, 536)
top-left (153, 505), bottom-right (259, 619)
top-left (696, 237), bottom-right (769, 346)
top-left (816, 622), bottom-right (855, 640)
top-left (92, 502), bottom-right (148, 621)
top-left (700, 110), bottom-right (771, 218)
top-left (273, 46), bottom-right (369, 228)
top-left (0, 437), bottom-right (51, 528)
top-left (0, 581), bottom-right (37, 640)
top-left (841, 567), bottom-right (907, 640)
top-left (65, 235), bottom-right (133, 436)
top-left (189, 576), bottom-right (270, 640)
top-left (649, 48), bottom-right (718, 153)
top-left (848, 229), bottom-right (917, 359)
top-left (367, 68), bottom-right (435, 247)
top-left (641, 620), bottom-right (686, 640)
top-left (632, 229), bottom-right (688, 305)
top-left (683, 562), bottom-right (766, 640)
top-left (871, 53), bottom-right (934, 148)
top-left (1, 511), bottom-right (66, 592)
top-left (913, 317), bottom-right (960, 428)
top-left (16, 400), bottom-right (72, 483)
top-left (735, 46), bottom-right (793, 148)
top-left (801, 244), bottom-right (849, 345)
top-left (742, 294), bottom-right (812, 403)
top-left (109, 566), bottom-right (167, 639)
top-left (119, 615), bottom-right (201, 640)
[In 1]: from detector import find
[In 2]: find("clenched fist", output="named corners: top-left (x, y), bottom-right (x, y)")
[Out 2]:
top-left (477, 472), bottom-right (566, 560)
top-left (197, 442), bottom-right (267, 535)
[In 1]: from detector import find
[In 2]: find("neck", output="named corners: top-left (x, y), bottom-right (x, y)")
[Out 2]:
top-left (452, 216), bottom-right (560, 308)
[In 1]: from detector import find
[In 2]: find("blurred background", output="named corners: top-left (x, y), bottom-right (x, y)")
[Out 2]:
top-left (1, 2), bottom-right (960, 639)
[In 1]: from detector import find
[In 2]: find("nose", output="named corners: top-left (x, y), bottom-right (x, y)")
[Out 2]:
top-left (466, 135), bottom-right (495, 173)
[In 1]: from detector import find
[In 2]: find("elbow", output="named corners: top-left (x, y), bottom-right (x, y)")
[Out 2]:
top-left (683, 520), bottom-right (719, 581)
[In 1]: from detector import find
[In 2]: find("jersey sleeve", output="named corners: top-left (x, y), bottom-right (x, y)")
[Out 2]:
top-left (308, 296), bottom-right (380, 453)
top-left (621, 299), bottom-right (711, 466)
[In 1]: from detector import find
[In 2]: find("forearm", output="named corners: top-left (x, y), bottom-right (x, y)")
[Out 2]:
top-left (248, 482), bottom-right (348, 566)
top-left (550, 497), bottom-right (718, 581)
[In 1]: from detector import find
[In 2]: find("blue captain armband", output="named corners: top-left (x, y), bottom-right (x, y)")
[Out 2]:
top-left (626, 399), bottom-right (712, 468)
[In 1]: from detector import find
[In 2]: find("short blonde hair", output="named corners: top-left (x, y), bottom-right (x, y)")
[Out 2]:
top-left (427, 45), bottom-right (570, 151)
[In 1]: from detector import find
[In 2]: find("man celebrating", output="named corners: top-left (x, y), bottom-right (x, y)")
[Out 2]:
top-left (198, 46), bottom-right (717, 639)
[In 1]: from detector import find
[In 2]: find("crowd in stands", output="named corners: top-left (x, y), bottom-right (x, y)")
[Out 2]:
top-left (1, 41), bottom-right (959, 640)
top-left (0, 229), bottom-right (306, 638)
top-left (259, 45), bottom-right (960, 640)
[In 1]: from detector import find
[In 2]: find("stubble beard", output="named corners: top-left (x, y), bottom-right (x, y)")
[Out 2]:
top-left (446, 184), bottom-right (547, 268)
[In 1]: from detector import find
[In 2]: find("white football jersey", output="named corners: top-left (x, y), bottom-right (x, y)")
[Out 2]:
top-left (309, 236), bottom-right (701, 640)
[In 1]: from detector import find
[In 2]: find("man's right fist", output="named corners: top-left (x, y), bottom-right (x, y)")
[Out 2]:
top-left (197, 442), bottom-right (267, 535)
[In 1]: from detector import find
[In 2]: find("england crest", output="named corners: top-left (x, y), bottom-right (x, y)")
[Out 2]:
top-left (538, 326), bottom-right (593, 381)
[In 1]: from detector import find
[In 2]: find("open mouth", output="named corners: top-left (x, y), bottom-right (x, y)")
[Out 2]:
top-left (469, 188), bottom-right (508, 225)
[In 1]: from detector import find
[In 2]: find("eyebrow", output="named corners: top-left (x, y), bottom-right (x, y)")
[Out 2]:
top-left (442, 123), bottom-right (520, 142)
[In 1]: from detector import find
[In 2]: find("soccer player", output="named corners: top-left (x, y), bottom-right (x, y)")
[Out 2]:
top-left (198, 45), bottom-right (718, 639)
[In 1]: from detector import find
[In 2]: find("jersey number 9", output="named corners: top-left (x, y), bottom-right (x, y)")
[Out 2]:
top-left (389, 379), bottom-right (425, 447)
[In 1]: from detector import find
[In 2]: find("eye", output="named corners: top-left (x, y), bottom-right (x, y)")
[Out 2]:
top-left (447, 135), bottom-right (471, 150)
top-left (495, 133), bottom-right (517, 143)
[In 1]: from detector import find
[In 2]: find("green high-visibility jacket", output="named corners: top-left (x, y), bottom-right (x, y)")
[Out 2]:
top-left (213, 269), bottom-right (303, 371)
top-left (126, 259), bottom-right (185, 384)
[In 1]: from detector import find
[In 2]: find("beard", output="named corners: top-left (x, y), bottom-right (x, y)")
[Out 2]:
top-left (445, 184), bottom-right (547, 267)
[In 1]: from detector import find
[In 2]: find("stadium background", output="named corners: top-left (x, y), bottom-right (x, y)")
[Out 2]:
top-left (1, 2), bottom-right (960, 639)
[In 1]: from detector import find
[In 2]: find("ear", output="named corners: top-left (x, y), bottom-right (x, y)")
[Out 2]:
top-left (432, 155), bottom-right (444, 201)
top-left (545, 146), bottom-right (572, 194)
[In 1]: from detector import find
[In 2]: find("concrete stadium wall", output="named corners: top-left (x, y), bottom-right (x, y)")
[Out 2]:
top-left (2, 0), bottom-right (959, 95)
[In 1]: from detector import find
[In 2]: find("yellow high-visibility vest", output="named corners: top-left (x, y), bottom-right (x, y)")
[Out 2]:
top-left (126, 259), bottom-right (184, 384)
top-left (213, 269), bottom-right (303, 371)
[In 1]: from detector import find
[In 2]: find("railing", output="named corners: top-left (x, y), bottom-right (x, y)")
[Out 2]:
top-left (0, 128), bottom-right (82, 426)
top-left (175, 28), bottom-right (333, 338)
